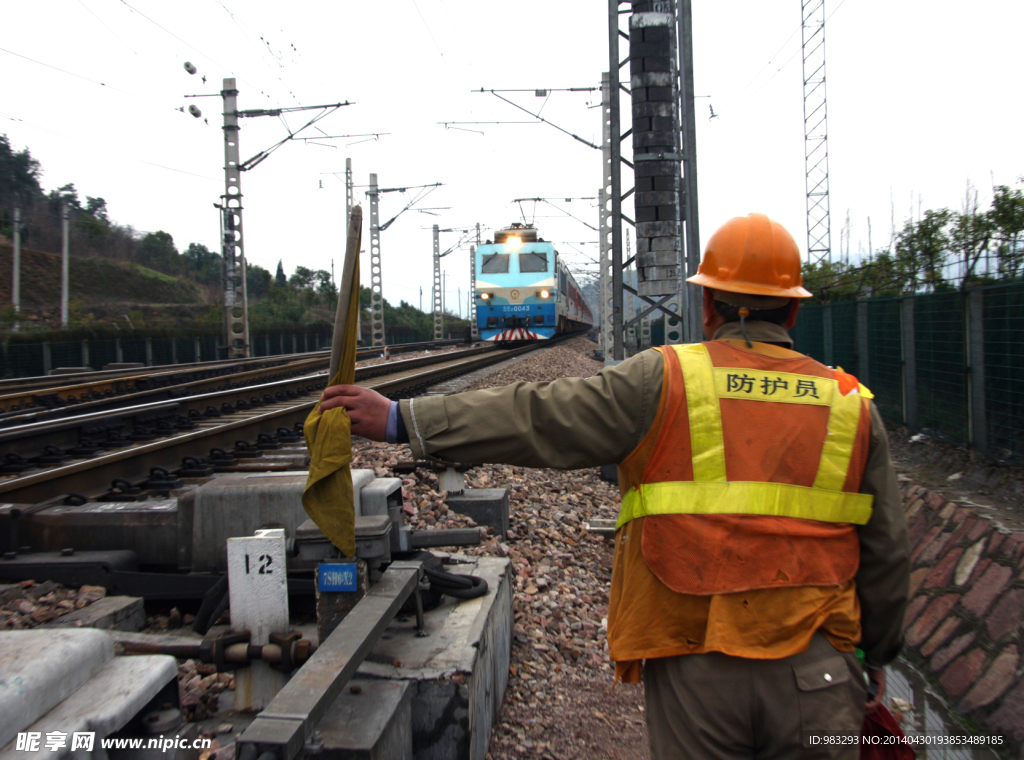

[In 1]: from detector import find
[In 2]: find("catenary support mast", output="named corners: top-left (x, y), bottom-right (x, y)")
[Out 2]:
top-left (802, 0), bottom-right (832, 264)
top-left (221, 78), bottom-right (251, 358)
top-left (432, 224), bottom-right (443, 340)
top-left (470, 223), bottom-right (480, 341)
top-left (367, 174), bottom-right (385, 347)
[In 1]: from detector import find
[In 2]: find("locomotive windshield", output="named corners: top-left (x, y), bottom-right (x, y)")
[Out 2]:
top-left (481, 253), bottom-right (510, 273)
top-left (518, 251), bottom-right (548, 273)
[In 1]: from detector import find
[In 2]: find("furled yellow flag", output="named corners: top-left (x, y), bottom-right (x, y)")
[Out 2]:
top-left (301, 209), bottom-right (362, 558)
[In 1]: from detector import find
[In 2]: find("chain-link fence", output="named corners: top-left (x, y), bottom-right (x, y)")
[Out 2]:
top-left (0, 330), bottom-right (332, 379)
top-left (982, 282), bottom-right (1024, 460)
top-left (793, 283), bottom-right (1024, 464)
top-left (866, 298), bottom-right (904, 425)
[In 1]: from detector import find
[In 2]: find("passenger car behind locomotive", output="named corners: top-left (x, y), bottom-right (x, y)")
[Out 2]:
top-left (475, 223), bottom-right (594, 342)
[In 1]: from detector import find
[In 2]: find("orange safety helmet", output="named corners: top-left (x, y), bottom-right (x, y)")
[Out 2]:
top-left (686, 212), bottom-right (812, 298)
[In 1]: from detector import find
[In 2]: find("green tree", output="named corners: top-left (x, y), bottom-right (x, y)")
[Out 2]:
top-left (289, 266), bottom-right (316, 290)
top-left (0, 134), bottom-right (42, 210)
top-left (137, 230), bottom-right (180, 274)
top-left (48, 182), bottom-right (83, 213)
top-left (275, 260), bottom-right (288, 287)
top-left (183, 242), bottom-right (221, 286)
top-left (989, 183), bottom-right (1024, 279)
top-left (246, 263), bottom-right (272, 299)
top-left (950, 209), bottom-right (992, 289)
top-left (85, 196), bottom-right (109, 222)
top-left (895, 209), bottom-right (951, 292)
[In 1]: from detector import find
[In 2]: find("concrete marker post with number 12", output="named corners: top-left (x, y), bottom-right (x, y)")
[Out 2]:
top-left (227, 528), bottom-right (289, 710)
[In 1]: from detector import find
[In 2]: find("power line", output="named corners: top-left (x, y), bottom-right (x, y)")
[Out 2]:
top-left (77, 0), bottom-right (140, 58)
top-left (118, 0), bottom-right (234, 75)
top-left (0, 45), bottom-right (178, 111)
top-left (719, 0), bottom-right (848, 116)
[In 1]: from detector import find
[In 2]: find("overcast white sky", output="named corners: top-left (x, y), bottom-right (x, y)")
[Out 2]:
top-left (4, 1), bottom-right (1023, 316)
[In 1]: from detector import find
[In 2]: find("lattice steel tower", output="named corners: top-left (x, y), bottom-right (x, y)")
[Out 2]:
top-left (367, 174), bottom-right (385, 347)
top-left (802, 0), bottom-right (832, 264)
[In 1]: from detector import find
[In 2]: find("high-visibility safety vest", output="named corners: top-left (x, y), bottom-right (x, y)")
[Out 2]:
top-left (616, 341), bottom-right (875, 596)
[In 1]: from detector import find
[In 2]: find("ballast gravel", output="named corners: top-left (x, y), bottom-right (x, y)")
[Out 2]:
top-left (352, 337), bottom-right (650, 760)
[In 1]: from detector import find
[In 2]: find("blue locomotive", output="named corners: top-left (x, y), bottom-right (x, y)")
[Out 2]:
top-left (475, 223), bottom-right (594, 342)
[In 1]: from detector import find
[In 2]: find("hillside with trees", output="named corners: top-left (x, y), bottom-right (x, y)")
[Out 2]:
top-left (0, 134), bottom-right (462, 342)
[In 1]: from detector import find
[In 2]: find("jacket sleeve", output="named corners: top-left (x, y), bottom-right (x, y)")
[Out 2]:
top-left (855, 402), bottom-right (911, 667)
top-left (398, 349), bottom-right (663, 469)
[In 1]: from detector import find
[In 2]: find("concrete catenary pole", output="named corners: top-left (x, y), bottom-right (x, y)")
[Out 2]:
top-left (678, 0), bottom-right (702, 343)
top-left (606, 9), bottom-right (625, 361)
top-left (221, 78), bottom-right (251, 358)
top-left (368, 173), bottom-right (386, 347)
top-left (470, 223), bottom-right (480, 341)
top-left (12, 208), bottom-right (20, 331)
top-left (432, 224), bottom-right (443, 341)
top-left (630, 1), bottom-right (684, 348)
top-left (61, 203), bottom-right (69, 328)
top-left (599, 74), bottom-right (615, 359)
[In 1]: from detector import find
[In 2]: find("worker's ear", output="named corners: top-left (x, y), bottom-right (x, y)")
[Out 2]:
top-left (784, 299), bottom-right (800, 330)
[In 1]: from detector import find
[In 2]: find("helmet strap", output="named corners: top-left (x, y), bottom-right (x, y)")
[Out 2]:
top-left (738, 307), bottom-right (753, 348)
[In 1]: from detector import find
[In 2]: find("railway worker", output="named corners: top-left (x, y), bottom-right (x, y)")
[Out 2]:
top-left (321, 212), bottom-right (910, 760)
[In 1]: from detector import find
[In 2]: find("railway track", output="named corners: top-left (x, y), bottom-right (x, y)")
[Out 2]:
top-left (0, 339), bottom-right (469, 417)
top-left (0, 341), bottom-right (533, 505)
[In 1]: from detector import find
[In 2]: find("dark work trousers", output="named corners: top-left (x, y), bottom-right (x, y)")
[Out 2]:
top-left (643, 633), bottom-right (867, 759)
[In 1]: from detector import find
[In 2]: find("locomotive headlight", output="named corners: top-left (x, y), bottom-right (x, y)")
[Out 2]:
top-left (480, 292), bottom-right (490, 300)
top-left (538, 289), bottom-right (550, 299)
top-left (506, 235), bottom-right (522, 250)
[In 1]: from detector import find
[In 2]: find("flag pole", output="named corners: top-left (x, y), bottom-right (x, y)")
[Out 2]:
top-left (329, 205), bottom-right (363, 382)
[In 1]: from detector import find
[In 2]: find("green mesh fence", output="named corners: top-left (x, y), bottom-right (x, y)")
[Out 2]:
top-left (866, 299), bottom-right (904, 424)
top-left (0, 331), bottom-right (328, 379)
top-left (981, 282), bottom-right (1024, 461)
top-left (48, 341), bottom-right (82, 369)
top-left (89, 340), bottom-right (118, 370)
top-left (914, 292), bottom-right (967, 442)
top-left (2, 343), bottom-right (44, 378)
top-left (198, 337), bottom-right (217, 362)
top-left (830, 302), bottom-right (858, 375)
top-left (151, 339), bottom-right (174, 366)
top-left (792, 304), bottom-right (824, 361)
top-left (120, 338), bottom-right (148, 365)
top-left (174, 337), bottom-right (198, 364)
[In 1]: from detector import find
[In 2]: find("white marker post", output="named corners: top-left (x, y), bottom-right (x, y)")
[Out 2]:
top-left (227, 528), bottom-right (290, 711)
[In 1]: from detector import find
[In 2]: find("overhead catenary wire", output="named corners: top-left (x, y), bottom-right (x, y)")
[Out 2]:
top-left (475, 89), bottom-right (601, 151)
top-left (0, 46), bottom-right (186, 114)
top-left (718, 0), bottom-right (849, 117)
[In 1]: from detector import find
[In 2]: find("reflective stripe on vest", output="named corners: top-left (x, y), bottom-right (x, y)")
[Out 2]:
top-left (616, 343), bottom-right (874, 529)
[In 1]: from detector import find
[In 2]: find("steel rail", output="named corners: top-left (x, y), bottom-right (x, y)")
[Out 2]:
top-left (0, 345), bottom-right (503, 463)
top-left (0, 355), bottom-right (332, 428)
top-left (0, 343), bottom-right (535, 504)
top-left (0, 339), bottom-right (470, 411)
top-left (0, 352), bottom-right (329, 407)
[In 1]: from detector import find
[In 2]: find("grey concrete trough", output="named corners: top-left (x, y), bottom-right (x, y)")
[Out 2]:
top-left (353, 555), bottom-right (513, 760)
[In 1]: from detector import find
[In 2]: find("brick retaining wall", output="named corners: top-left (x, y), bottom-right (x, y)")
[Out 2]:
top-left (899, 477), bottom-right (1024, 753)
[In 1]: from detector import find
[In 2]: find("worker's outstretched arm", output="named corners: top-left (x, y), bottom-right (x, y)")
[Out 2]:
top-left (395, 350), bottom-right (662, 469)
top-left (320, 385), bottom-right (391, 441)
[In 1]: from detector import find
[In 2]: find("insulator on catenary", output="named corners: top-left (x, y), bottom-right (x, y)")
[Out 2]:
top-left (188, 104), bottom-right (202, 119)
top-left (184, 61), bottom-right (197, 75)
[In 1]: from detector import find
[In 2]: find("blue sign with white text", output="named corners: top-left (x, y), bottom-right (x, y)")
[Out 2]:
top-left (318, 562), bottom-right (358, 592)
